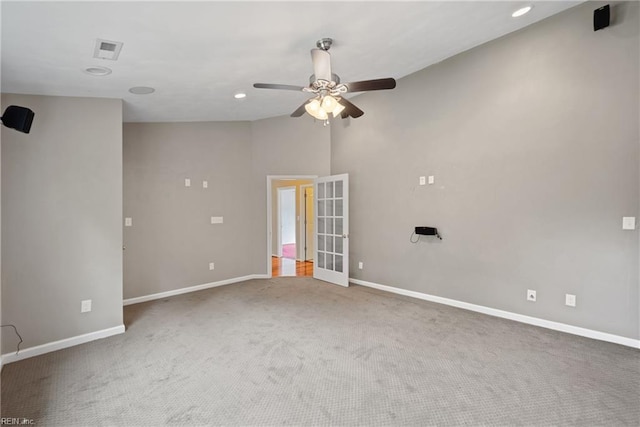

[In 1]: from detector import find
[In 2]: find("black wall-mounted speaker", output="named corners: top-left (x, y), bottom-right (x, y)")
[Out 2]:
top-left (1, 105), bottom-right (35, 134)
top-left (594, 5), bottom-right (610, 31)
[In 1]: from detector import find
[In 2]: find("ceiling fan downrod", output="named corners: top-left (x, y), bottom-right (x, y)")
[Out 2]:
top-left (316, 38), bottom-right (333, 51)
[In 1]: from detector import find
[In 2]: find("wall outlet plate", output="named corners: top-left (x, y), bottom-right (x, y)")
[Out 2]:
top-left (419, 176), bottom-right (426, 186)
top-left (124, 217), bottom-right (132, 227)
top-left (185, 178), bottom-right (191, 187)
top-left (527, 289), bottom-right (537, 302)
top-left (358, 261), bottom-right (363, 269)
top-left (209, 262), bottom-right (215, 270)
top-left (81, 299), bottom-right (92, 313)
top-left (565, 294), bottom-right (576, 307)
top-left (622, 217), bottom-right (636, 230)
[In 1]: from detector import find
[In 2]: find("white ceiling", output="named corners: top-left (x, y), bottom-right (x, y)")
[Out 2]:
top-left (1, 1), bottom-right (581, 122)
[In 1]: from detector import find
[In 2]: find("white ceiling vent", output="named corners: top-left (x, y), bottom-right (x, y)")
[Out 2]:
top-left (93, 39), bottom-right (123, 61)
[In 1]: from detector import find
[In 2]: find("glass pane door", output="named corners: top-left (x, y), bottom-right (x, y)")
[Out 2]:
top-left (314, 174), bottom-right (348, 287)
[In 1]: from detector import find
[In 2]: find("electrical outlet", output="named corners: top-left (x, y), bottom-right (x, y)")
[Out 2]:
top-left (81, 299), bottom-right (92, 313)
top-left (209, 262), bottom-right (215, 270)
top-left (527, 290), bottom-right (536, 302)
top-left (428, 175), bottom-right (435, 185)
top-left (210, 216), bottom-right (223, 224)
top-left (565, 294), bottom-right (576, 307)
top-left (419, 176), bottom-right (426, 186)
top-left (124, 217), bottom-right (132, 227)
top-left (185, 178), bottom-right (191, 187)
top-left (202, 180), bottom-right (208, 189)
top-left (358, 261), bottom-right (363, 269)
top-left (622, 217), bottom-right (636, 230)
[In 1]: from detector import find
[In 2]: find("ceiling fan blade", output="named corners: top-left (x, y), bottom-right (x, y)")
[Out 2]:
top-left (311, 48), bottom-right (332, 81)
top-left (343, 78), bottom-right (396, 93)
top-left (290, 101), bottom-right (308, 117)
top-left (338, 97), bottom-right (364, 118)
top-left (253, 83), bottom-right (306, 91)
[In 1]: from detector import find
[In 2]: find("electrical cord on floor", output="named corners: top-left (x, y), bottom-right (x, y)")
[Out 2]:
top-left (1, 324), bottom-right (23, 355)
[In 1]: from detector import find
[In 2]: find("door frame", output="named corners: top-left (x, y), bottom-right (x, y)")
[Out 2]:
top-left (299, 184), bottom-right (314, 261)
top-left (276, 186), bottom-right (296, 258)
top-left (266, 175), bottom-right (317, 277)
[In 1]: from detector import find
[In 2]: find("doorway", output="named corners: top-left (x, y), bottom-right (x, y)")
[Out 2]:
top-left (277, 186), bottom-right (296, 259)
top-left (268, 176), bottom-right (316, 277)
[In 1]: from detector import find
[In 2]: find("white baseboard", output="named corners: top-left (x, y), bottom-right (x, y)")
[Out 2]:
top-left (1, 324), bottom-right (125, 365)
top-left (350, 278), bottom-right (640, 349)
top-left (123, 274), bottom-right (268, 306)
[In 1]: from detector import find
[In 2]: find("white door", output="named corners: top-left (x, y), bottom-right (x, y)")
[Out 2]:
top-left (314, 174), bottom-right (349, 287)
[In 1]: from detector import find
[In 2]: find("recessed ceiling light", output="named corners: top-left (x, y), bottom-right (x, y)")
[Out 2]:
top-left (84, 66), bottom-right (112, 76)
top-left (129, 86), bottom-right (155, 95)
top-left (234, 93), bottom-right (247, 99)
top-left (512, 5), bottom-right (532, 18)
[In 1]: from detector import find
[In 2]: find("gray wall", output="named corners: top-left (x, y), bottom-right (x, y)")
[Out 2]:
top-left (331, 2), bottom-right (639, 339)
top-left (1, 94), bottom-right (123, 351)
top-left (250, 115), bottom-right (330, 274)
top-left (123, 122), bottom-right (254, 299)
top-left (123, 116), bottom-right (330, 297)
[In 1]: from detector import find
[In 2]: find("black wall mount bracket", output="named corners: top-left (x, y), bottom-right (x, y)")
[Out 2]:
top-left (415, 226), bottom-right (442, 240)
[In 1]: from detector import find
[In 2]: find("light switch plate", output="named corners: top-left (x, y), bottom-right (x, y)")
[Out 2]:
top-left (358, 261), bottom-right (363, 269)
top-left (185, 178), bottom-right (191, 187)
top-left (209, 262), bottom-right (215, 270)
top-left (211, 216), bottom-right (224, 224)
top-left (419, 176), bottom-right (426, 186)
top-left (428, 175), bottom-right (435, 185)
top-left (622, 217), bottom-right (636, 230)
top-left (124, 217), bottom-right (132, 227)
top-left (203, 180), bottom-right (208, 189)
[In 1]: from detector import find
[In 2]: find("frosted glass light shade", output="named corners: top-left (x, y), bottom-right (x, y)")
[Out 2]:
top-left (321, 95), bottom-right (338, 112)
top-left (331, 102), bottom-right (345, 118)
top-left (305, 98), bottom-right (328, 120)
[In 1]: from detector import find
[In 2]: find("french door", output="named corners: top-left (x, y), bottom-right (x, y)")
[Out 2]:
top-left (313, 174), bottom-right (349, 287)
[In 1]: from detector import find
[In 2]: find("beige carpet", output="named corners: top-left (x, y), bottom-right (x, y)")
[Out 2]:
top-left (2, 277), bottom-right (639, 426)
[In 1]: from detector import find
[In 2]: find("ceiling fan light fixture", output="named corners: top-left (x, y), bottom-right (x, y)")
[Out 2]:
top-left (304, 95), bottom-right (345, 120)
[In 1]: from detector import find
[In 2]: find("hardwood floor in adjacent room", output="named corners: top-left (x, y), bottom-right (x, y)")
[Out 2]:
top-left (272, 256), bottom-right (313, 277)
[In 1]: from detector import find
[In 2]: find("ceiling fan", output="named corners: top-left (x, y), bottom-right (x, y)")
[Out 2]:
top-left (253, 38), bottom-right (396, 121)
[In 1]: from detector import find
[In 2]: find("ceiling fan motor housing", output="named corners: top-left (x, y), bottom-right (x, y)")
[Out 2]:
top-left (309, 73), bottom-right (341, 85)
